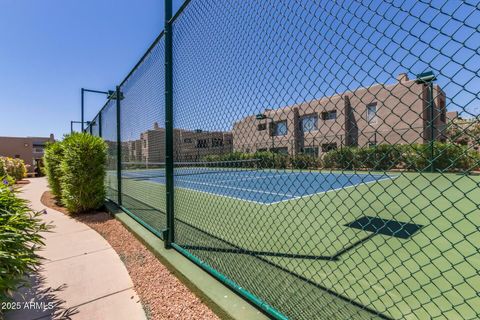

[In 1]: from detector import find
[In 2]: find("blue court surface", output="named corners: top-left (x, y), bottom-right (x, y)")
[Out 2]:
top-left (122, 169), bottom-right (395, 205)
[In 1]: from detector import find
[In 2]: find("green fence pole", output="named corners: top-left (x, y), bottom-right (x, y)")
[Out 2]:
top-left (165, 0), bottom-right (174, 249)
top-left (429, 81), bottom-right (435, 173)
top-left (98, 112), bottom-right (102, 138)
top-left (81, 88), bottom-right (85, 132)
top-left (116, 85), bottom-right (123, 206)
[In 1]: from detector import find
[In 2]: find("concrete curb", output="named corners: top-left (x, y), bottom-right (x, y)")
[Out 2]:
top-left (110, 207), bottom-right (270, 320)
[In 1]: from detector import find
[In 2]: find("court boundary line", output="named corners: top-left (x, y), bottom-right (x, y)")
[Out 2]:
top-left (265, 175), bottom-right (398, 205)
top-left (120, 171), bottom-right (397, 205)
top-left (174, 174), bottom-right (397, 205)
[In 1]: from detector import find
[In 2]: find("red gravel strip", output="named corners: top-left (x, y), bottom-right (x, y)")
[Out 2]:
top-left (41, 191), bottom-right (220, 320)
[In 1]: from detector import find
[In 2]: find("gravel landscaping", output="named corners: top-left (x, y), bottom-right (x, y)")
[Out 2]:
top-left (41, 191), bottom-right (219, 320)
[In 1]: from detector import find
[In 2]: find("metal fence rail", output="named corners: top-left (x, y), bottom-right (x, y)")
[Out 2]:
top-left (86, 1), bottom-right (480, 319)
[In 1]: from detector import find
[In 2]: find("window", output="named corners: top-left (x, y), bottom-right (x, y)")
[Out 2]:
top-left (367, 103), bottom-right (377, 124)
top-left (273, 121), bottom-right (287, 136)
top-left (303, 147), bottom-right (319, 157)
top-left (300, 115), bottom-right (317, 132)
top-left (225, 139), bottom-right (232, 145)
top-left (211, 138), bottom-right (223, 147)
top-left (321, 110), bottom-right (337, 120)
top-left (184, 138), bottom-right (192, 143)
top-left (321, 143), bottom-right (337, 152)
top-left (196, 139), bottom-right (208, 148)
top-left (257, 123), bottom-right (267, 131)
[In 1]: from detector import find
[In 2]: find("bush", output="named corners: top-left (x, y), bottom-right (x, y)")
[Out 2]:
top-left (407, 142), bottom-right (480, 172)
top-left (323, 147), bottom-right (356, 170)
top-left (356, 144), bottom-right (404, 170)
top-left (60, 133), bottom-right (107, 213)
top-left (323, 143), bottom-right (479, 172)
top-left (0, 179), bottom-right (49, 304)
top-left (290, 154), bottom-right (321, 169)
top-left (0, 158), bottom-right (6, 178)
top-left (43, 142), bottom-right (64, 200)
top-left (0, 157), bottom-right (27, 182)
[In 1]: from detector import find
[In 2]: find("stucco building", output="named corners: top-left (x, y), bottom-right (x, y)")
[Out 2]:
top-left (123, 122), bottom-right (233, 164)
top-left (0, 134), bottom-right (55, 174)
top-left (233, 73), bottom-right (447, 157)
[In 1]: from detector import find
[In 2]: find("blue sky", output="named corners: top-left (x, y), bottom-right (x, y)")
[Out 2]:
top-left (0, 0), bottom-right (183, 138)
top-left (171, 0), bottom-right (479, 134)
top-left (1, 0), bottom-right (478, 140)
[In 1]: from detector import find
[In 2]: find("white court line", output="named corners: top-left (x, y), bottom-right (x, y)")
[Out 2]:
top-left (194, 173), bottom-right (282, 183)
top-left (175, 177), bottom-right (296, 197)
top-left (135, 172), bottom-right (397, 206)
top-left (264, 175), bottom-right (398, 206)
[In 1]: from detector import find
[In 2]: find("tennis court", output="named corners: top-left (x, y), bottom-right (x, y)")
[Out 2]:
top-left (109, 166), bottom-right (479, 319)
top-left (121, 161), bottom-right (395, 204)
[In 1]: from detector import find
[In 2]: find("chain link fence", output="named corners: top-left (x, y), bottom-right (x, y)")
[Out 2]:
top-left (86, 0), bottom-right (479, 319)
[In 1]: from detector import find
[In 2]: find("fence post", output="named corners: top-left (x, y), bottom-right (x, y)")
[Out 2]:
top-left (98, 112), bottom-right (102, 138)
top-left (429, 81), bottom-right (435, 173)
top-left (116, 85), bottom-right (123, 206)
top-left (81, 88), bottom-right (85, 132)
top-left (164, 0), bottom-right (174, 249)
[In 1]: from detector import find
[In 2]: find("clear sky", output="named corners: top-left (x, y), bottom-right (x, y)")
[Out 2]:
top-left (1, 0), bottom-right (478, 140)
top-left (0, 0), bottom-right (184, 139)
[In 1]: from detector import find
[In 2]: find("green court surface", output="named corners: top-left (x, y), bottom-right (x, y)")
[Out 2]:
top-left (106, 171), bottom-right (479, 319)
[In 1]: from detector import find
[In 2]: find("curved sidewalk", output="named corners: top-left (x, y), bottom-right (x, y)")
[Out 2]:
top-left (7, 178), bottom-right (147, 320)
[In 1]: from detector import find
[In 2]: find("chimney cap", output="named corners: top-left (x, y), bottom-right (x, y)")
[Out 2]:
top-left (397, 73), bottom-right (409, 83)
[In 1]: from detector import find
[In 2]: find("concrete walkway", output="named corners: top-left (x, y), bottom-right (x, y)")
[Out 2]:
top-left (6, 178), bottom-right (147, 320)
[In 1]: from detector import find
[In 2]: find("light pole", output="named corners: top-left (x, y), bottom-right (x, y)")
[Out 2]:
top-left (256, 113), bottom-right (275, 152)
top-left (194, 129), bottom-right (203, 161)
top-left (416, 71), bottom-right (437, 173)
top-left (81, 88), bottom-right (112, 132)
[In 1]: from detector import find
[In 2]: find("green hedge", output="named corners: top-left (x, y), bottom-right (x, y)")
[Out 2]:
top-left (60, 133), bottom-right (107, 213)
top-left (323, 143), bottom-right (479, 172)
top-left (43, 142), bottom-right (64, 199)
top-left (206, 143), bottom-right (479, 172)
top-left (43, 133), bottom-right (107, 214)
top-left (0, 179), bottom-right (49, 304)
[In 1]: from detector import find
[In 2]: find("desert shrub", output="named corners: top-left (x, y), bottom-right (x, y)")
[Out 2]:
top-left (11, 159), bottom-right (27, 181)
top-left (0, 179), bottom-right (49, 304)
top-left (43, 142), bottom-right (64, 199)
top-left (290, 154), bottom-right (321, 169)
top-left (427, 142), bottom-right (479, 171)
top-left (322, 147), bottom-right (357, 170)
top-left (0, 158), bottom-right (6, 178)
top-left (0, 157), bottom-right (26, 181)
top-left (355, 145), bottom-right (404, 170)
top-left (252, 151), bottom-right (288, 169)
top-left (60, 133), bottom-right (107, 213)
top-left (322, 143), bottom-right (479, 172)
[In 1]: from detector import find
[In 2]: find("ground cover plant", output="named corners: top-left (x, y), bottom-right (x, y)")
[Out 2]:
top-left (0, 179), bottom-right (48, 306)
